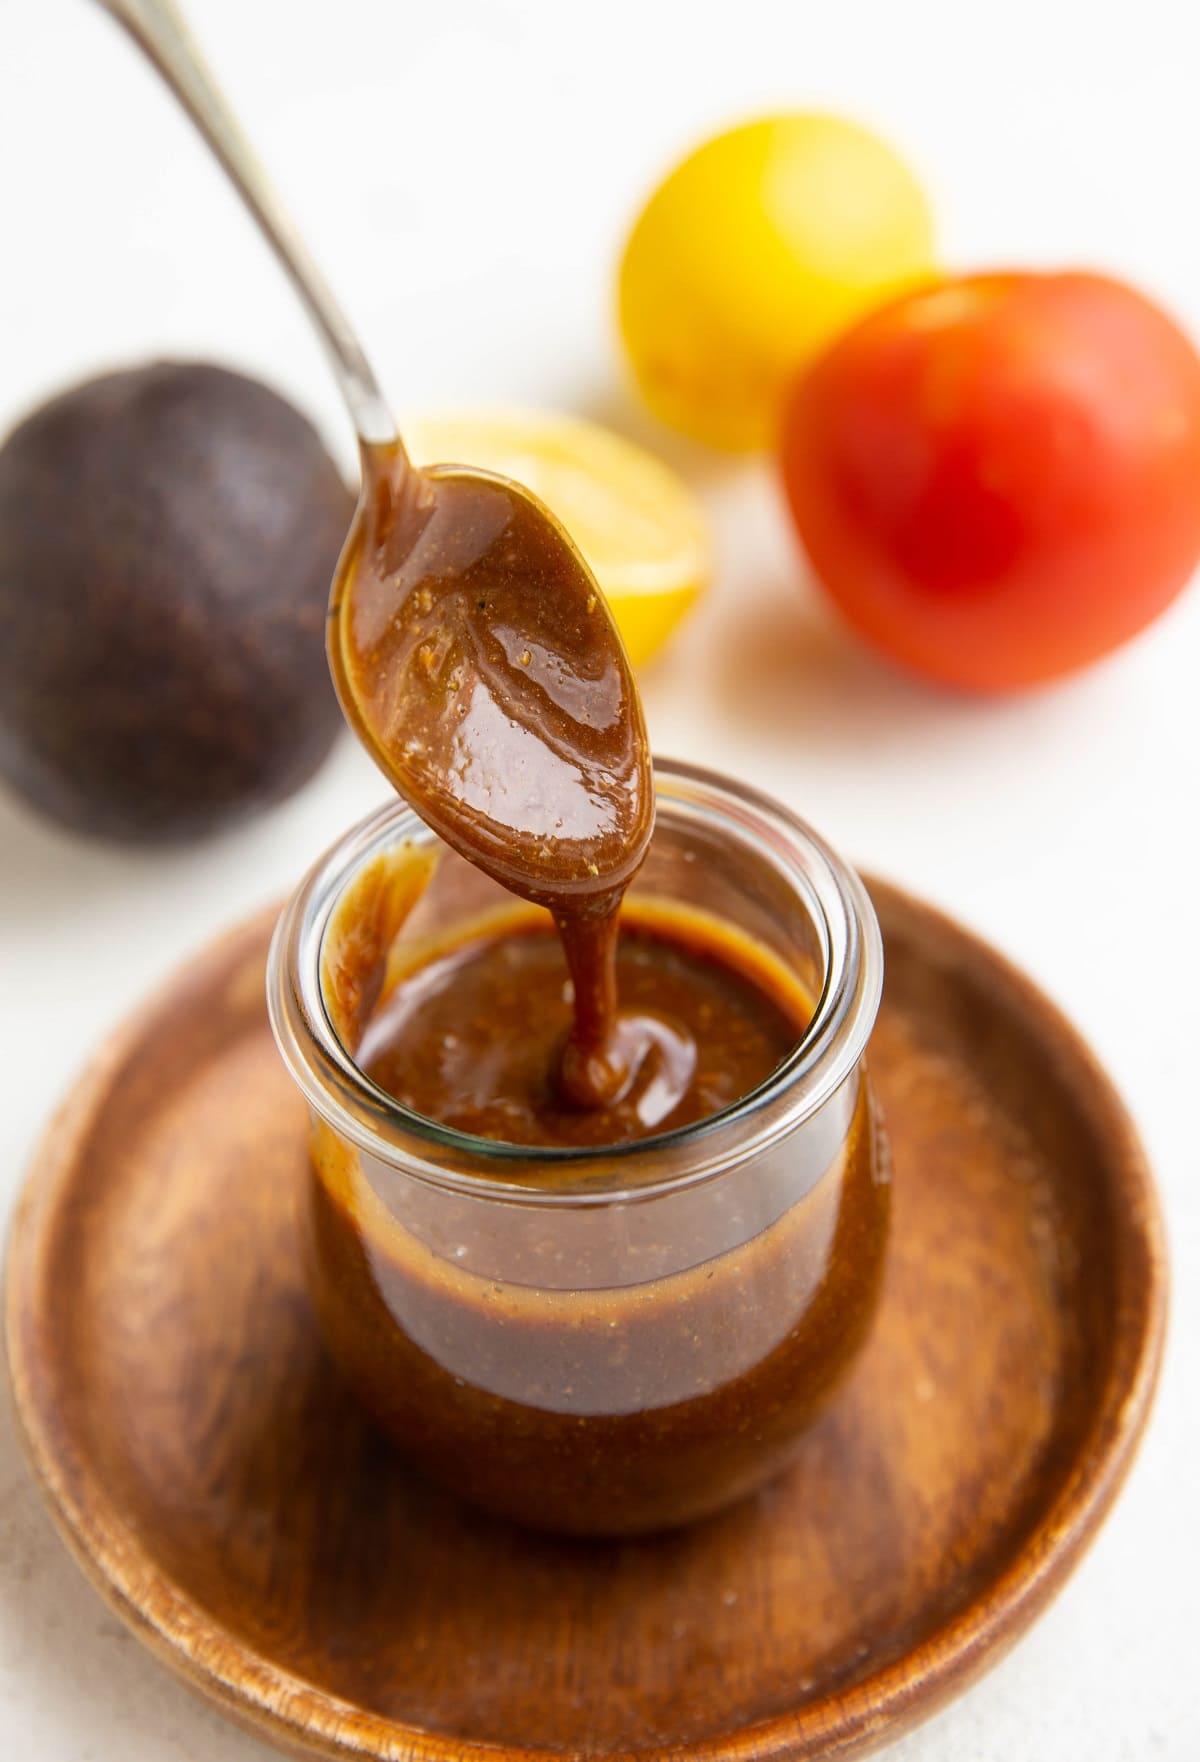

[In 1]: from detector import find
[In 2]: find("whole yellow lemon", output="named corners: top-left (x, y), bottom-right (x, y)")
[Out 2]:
top-left (618, 114), bottom-right (935, 450)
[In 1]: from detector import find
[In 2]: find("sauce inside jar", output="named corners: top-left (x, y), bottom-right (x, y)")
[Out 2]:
top-left (359, 911), bottom-right (799, 1148)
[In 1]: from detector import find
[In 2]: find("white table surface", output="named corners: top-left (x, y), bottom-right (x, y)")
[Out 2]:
top-left (2, 0), bottom-right (1198, 1756)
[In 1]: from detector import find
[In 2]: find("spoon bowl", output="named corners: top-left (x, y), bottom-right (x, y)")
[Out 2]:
top-left (328, 446), bottom-right (653, 910)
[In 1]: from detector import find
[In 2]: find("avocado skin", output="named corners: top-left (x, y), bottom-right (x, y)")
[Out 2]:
top-left (0, 361), bottom-right (354, 841)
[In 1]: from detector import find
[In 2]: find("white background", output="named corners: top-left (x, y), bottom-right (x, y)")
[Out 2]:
top-left (1, 0), bottom-right (1198, 1756)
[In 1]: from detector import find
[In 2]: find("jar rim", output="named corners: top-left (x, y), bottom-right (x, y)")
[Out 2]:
top-left (266, 759), bottom-right (883, 1206)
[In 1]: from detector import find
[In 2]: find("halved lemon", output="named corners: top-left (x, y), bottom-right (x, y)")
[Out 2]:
top-left (401, 408), bottom-right (710, 666)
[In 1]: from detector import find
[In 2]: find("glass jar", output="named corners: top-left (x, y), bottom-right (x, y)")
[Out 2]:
top-left (268, 761), bottom-right (889, 1536)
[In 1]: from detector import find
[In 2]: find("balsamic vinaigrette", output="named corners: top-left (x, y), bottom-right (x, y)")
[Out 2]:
top-left (328, 440), bottom-right (656, 1111)
top-left (309, 443), bottom-right (891, 1537)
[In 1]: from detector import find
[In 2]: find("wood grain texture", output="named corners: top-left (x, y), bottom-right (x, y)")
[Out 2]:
top-left (3, 880), bottom-right (1166, 1762)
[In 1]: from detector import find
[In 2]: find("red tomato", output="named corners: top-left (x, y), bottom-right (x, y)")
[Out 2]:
top-left (780, 272), bottom-right (1200, 690)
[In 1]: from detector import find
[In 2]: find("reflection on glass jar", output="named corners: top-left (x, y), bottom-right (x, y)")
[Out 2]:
top-left (269, 762), bottom-right (889, 1536)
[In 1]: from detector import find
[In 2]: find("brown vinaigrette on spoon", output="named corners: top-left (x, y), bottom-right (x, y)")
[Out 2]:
top-left (328, 440), bottom-right (656, 1109)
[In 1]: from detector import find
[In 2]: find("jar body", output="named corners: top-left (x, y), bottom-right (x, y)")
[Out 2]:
top-left (270, 764), bottom-right (889, 1536)
top-left (305, 1077), bottom-right (886, 1534)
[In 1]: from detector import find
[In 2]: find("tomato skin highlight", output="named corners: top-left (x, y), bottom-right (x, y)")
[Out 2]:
top-left (780, 272), bottom-right (1200, 691)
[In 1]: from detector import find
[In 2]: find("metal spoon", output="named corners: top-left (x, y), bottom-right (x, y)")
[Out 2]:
top-left (95, 0), bottom-right (653, 913)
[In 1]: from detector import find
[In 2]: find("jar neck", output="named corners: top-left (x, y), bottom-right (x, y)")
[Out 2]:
top-left (266, 760), bottom-right (883, 1205)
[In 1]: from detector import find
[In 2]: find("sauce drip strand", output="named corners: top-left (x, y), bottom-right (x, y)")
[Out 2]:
top-left (328, 441), bottom-right (655, 1109)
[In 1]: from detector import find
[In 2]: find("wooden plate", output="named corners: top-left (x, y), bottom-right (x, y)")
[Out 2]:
top-left (4, 880), bottom-right (1166, 1762)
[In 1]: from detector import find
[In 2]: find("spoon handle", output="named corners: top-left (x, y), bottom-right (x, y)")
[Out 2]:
top-left (95, 0), bottom-right (398, 449)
